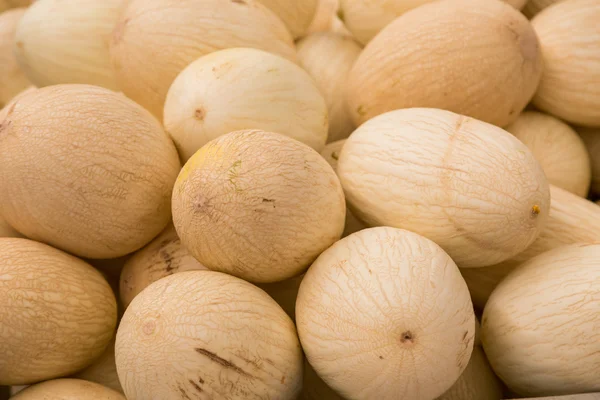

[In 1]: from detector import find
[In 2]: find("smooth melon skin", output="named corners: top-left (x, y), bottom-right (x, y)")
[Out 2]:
top-left (296, 227), bottom-right (476, 400)
top-left (461, 184), bottom-right (600, 309)
top-left (0, 85), bottom-right (181, 259)
top-left (337, 108), bottom-right (550, 268)
top-left (482, 243), bottom-right (600, 397)
top-left (579, 127), bottom-right (600, 196)
top-left (164, 48), bottom-right (328, 161)
top-left (13, 0), bottom-right (123, 90)
top-left (116, 271), bottom-right (303, 400)
top-left (505, 111), bottom-right (591, 197)
top-left (11, 379), bottom-right (125, 400)
top-left (110, 0), bottom-right (296, 120)
top-left (347, 0), bottom-right (542, 128)
top-left (0, 8), bottom-right (31, 108)
top-left (531, 0), bottom-right (600, 126)
top-left (0, 238), bottom-right (117, 385)
top-left (297, 33), bottom-right (362, 143)
top-left (172, 130), bottom-right (346, 283)
top-left (320, 140), bottom-right (368, 237)
top-left (73, 337), bottom-right (123, 394)
top-left (257, 0), bottom-right (318, 38)
top-left (119, 224), bottom-right (207, 309)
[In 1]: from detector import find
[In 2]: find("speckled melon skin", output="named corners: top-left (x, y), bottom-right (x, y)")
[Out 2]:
top-left (482, 244), bottom-right (600, 397)
top-left (11, 379), bottom-right (126, 400)
top-left (0, 84), bottom-right (181, 259)
top-left (109, 0), bottom-right (297, 120)
top-left (0, 238), bottom-right (117, 385)
top-left (116, 271), bottom-right (303, 400)
top-left (337, 108), bottom-right (550, 268)
top-left (347, 0), bottom-right (542, 128)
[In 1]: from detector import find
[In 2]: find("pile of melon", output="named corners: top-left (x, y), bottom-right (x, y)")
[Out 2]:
top-left (0, 0), bottom-right (599, 399)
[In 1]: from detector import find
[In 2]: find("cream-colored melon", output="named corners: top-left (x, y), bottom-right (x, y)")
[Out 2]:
top-left (320, 140), bottom-right (367, 237)
top-left (14, 0), bottom-right (123, 90)
top-left (172, 130), bottom-right (346, 283)
top-left (110, 0), bottom-right (296, 120)
top-left (347, 0), bottom-right (542, 127)
top-left (0, 238), bottom-right (117, 385)
top-left (338, 108), bottom-right (550, 268)
top-left (119, 224), bottom-right (207, 309)
top-left (116, 271), bottom-right (303, 399)
top-left (0, 85), bottom-right (181, 259)
top-left (11, 379), bottom-right (125, 400)
top-left (531, 0), bottom-right (600, 126)
top-left (73, 338), bottom-right (123, 394)
top-left (256, 0), bottom-right (318, 38)
top-left (436, 347), bottom-right (503, 400)
top-left (579, 127), bottom-right (600, 196)
top-left (339, 0), bottom-right (528, 45)
top-left (297, 227), bottom-right (475, 400)
top-left (0, 8), bottom-right (30, 108)
top-left (522, 0), bottom-right (563, 18)
top-left (482, 243), bottom-right (600, 396)
top-left (164, 48), bottom-right (328, 161)
top-left (505, 111), bottom-right (591, 197)
top-left (297, 33), bottom-right (362, 143)
top-left (461, 184), bottom-right (600, 309)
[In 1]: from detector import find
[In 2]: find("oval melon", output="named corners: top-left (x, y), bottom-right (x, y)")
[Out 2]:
top-left (297, 227), bottom-right (475, 400)
top-left (531, 0), bottom-right (600, 126)
top-left (116, 271), bottom-right (303, 400)
top-left (347, 0), bottom-right (542, 127)
top-left (164, 48), bottom-right (328, 161)
top-left (297, 32), bottom-right (362, 143)
top-left (337, 108), bottom-right (550, 268)
top-left (0, 238), bottom-right (117, 385)
top-left (172, 129), bottom-right (346, 283)
top-left (0, 85), bottom-right (181, 259)
top-left (482, 243), bottom-right (600, 396)
top-left (14, 0), bottom-right (123, 90)
top-left (505, 111), bottom-right (591, 197)
top-left (109, 0), bottom-right (296, 119)
top-left (11, 379), bottom-right (125, 400)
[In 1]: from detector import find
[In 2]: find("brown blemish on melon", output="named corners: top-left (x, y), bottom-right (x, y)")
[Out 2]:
top-left (400, 330), bottom-right (414, 343)
top-left (531, 204), bottom-right (541, 216)
top-left (194, 108), bottom-right (205, 121)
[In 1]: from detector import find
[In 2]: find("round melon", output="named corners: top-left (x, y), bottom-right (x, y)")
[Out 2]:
top-left (579, 127), bottom-right (600, 196)
top-left (0, 85), bottom-right (181, 259)
top-left (14, 0), bottom-right (123, 90)
top-left (337, 108), bottom-right (550, 268)
top-left (0, 238), bottom-right (117, 385)
top-left (109, 0), bottom-right (296, 119)
top-left (531, 0), bottom-right (600, 126)
top-left (505, 111), bottom-right (591, 197)
top-left (119, 224), bottom-right (207, 309)
top-left (256, 0), bottom-right (318, 38)
top-left (73, 338), bottom-right (123, 394)
top-left (11, 379), bottom-right (125, 400)
top-left (172, 129), bottom-right (346, 283)
top-left (347, 0), bottom-right (542, 127)
top-left (296, 227), bottom-right (476, 400)
top-left (164, 48), bottom-right (328, 161)
top-left (297, 32), bottom-right (362, 143)
top-left (0, 8), bottom-right (30, 108)
top-left (116, 271), bottom-right (303, 399)
top-left (461, 184), bottom-right (600, 309)
top-left (482, 243), bottom-right (600, 397)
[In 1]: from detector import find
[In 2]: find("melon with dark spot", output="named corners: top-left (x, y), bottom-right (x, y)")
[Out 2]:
top-left (119, 224), bottom-right (207, 309)
top-left (115, 271), bottom-right (303, 399)
top-left (172, 130), bottom-right (346, 284)
top-left (11, 379), bottom-right (125, 400)
top-left (0, 239), bottom-right (117, 385)
top-left (297, 227), bottom-right (476, 400)
top-left (346, 0), bottom-right (542, 127)
top-left (0, 85), bottom-right (181, 259)
top-left (337, 108), bottom-right (550, 268)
